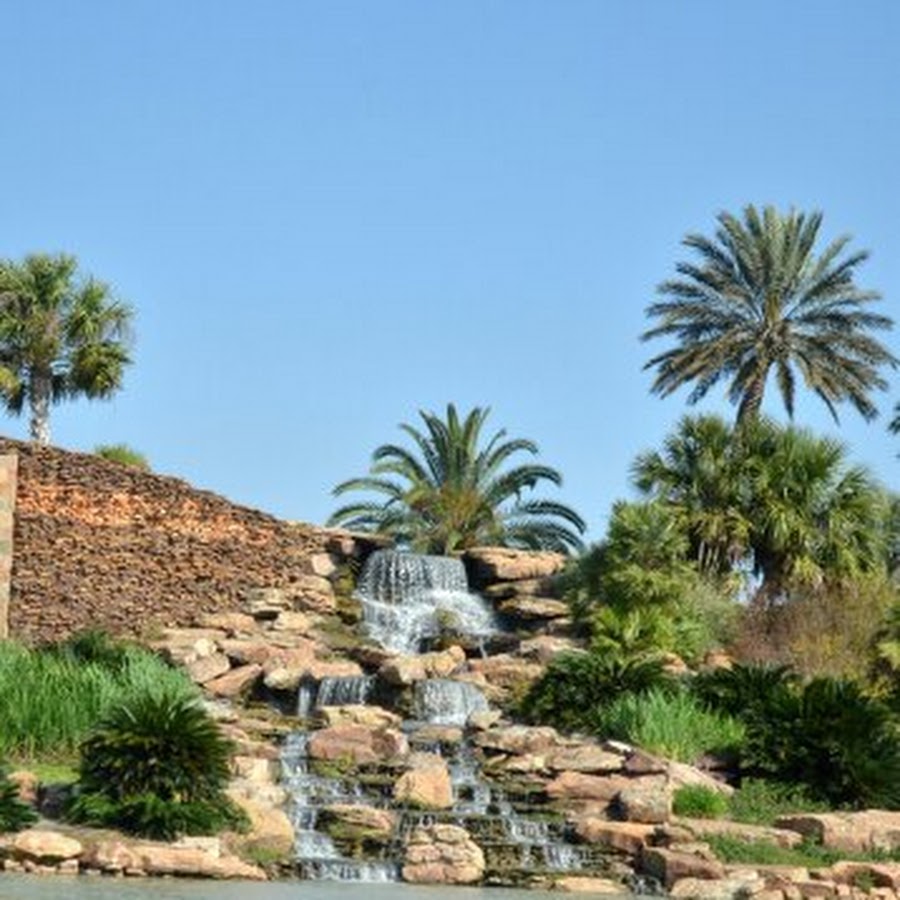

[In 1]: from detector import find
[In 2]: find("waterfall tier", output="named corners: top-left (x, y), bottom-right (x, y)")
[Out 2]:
top-left (414, 679), bottom-right (489, 726)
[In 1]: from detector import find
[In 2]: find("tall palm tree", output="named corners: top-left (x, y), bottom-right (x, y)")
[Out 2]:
top-left (642, 205), bottom-right (896, 425)
top-left (0, 253), bottom-right (133, 445)
top-left (328, 403), bottom-right (586, 554)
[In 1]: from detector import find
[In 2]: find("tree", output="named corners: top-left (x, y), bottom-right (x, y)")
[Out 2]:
top-left (642, 205), bottom-right (895, 425)
top-left (328, 403), bottom-right (586, 554)
top-left (0, 253), bottom-right (133, 445)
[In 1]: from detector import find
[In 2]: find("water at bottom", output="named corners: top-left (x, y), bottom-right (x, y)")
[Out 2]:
top-left (0, 876), bottom-right (634, 900)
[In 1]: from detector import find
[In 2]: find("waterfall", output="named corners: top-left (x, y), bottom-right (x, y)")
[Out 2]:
top-left (356, 550), bottom-right (495, 653)
top-left (414, 679), bottom-right (489, 726)
top-left (297, 676), bottom-right (375, 718)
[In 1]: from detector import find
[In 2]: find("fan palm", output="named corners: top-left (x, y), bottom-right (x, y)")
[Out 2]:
top-left (643, 205), bottom-right (895, 425)
top-left (0, 253), bottom-right (133, 445)
top-left (328, 403), bottom-right (586, 554)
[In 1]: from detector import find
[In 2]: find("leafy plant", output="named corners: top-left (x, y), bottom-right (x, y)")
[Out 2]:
top-left (0, 767), bottom-right (37, 831)
top-left (595, 688), bottom-right (744, 763)
top-left (94, 443), bottom-right (150, 471)
top-left (728, 779), bottom-right (828, 826)
top-left (672, 784), bottom-right (729, 819)
top-left (520, 652), bottom-right (668, 732)
top-left (69, 693), bottom-right (246, 839)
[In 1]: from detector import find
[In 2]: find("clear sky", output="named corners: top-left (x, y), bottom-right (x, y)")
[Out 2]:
top-left (1, 1), bottom-right (898, 538)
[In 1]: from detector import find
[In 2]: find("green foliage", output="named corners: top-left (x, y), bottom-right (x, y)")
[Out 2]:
top-left (69, 693), bottom-right (246, 840)
top-left (519, 651), bottom-right (668, 733)
top-left (595, 688), bottom-right (744, 763)
top-left (0, 767), bottom-right (37, 831)
top-left (695, 664), bottom-right (900, 809)
top-left (642, 204), bottom-right (895, 425)
top-left (0, 636), bottom-right (196, 760)
top-left (328, 403), bottom-right (586, 554)
top-left (94, 443), bottom-right (150, 471)
top-left (0, 253), bottom-right (133, 444)
top-left (702, 835), bottom-right (848, 868)
top-left (671, 784), bottom-right (729, 819)
top-left (728, 779), bottom-right (829, 826)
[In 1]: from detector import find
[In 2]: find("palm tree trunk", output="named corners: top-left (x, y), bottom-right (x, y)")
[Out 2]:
top-left (29, 372), bottom-right (51, 446)
top-left (736, 374), bottom-right (766, 427)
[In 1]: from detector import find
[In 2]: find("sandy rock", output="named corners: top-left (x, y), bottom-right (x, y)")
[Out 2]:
top-left (226, 791), bottom-right (294, 857)
top-left (231, 755), bottom-right (275, 783)
top-left (218, 640), bottom-right (276, 665)
top-left (464, 547), bottom-right (567, 583)
top-left (624, 747), bottom-right (668, 775)
top-left (467, 710), bottom-right (503, 731)
top-left (379, 646), bottom-right (466, 686)
top-left (204, 663), bottom-right (263, 697)
top-left (518, 635), bottom-right (583, 663)
top-left (572, 818), bottom-right (656, 854)
top-left (675, 817), bottom-right (803, 849)
top-left (305, 553), bottom-right (337, 579)
top-left (547, 744), bottom-right (625, 773)
top-left (394, 755), bottom-right (453, 809)
top-left (642, 846), bottom-right (727, 889)
top-left (186, 652), bottom-right (231, 684)
top-left (498, 596), bottom-right (570, 620)
top-left (670, 876), bottom-right (760, 899)
top-left (668, 760), bottom-right (734, 796)
top-left (410, 724), bottom-right (465, 746)
top-left (545, 771), bottom-right (632, 803)
top-left (264, 657), bottom-right (363, 692)
top-left (402, 823), bottom-right (485, 884)
top-left (12, 830), bottom-right (82, 863)
top-left (473, 725), bottom-right (560, 755)
top-left (321, 804), bottom-right (396, 839)
top-left (554, 876), bottom-right (626, 893)
top-left (308, 724), bottom-right (409, 765)
top-left (618, 781), bottom-right (672, 824)
top-left (130, 841), bottom-right (267, 879)
top-left (830, 862), bottom-right (900, 889)
top-left (196, 612), bottom-right (257, 634)
top-left (466, 654), bottom-right (545, 691)
top-left (271, 611), bottom-right (314, 632)
top-left (81, 840), bottom-right (138, 873)
top-left (775, 812), bottom-right (900, 854)
top-left (317, 704), bottom-right (402, 730)
top-left (8, 770), bottom-right (38, 805)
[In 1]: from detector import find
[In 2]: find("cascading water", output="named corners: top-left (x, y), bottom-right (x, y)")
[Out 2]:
top-left (355, 550), bottom-right (495, 653)
top-left (297, 675), bottom-right (376, 717)
top-left (414, 679), bottom-right (489, 726)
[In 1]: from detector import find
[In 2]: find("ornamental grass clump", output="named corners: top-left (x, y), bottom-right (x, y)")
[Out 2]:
top-left (68, 692), bottom-right (246, 840)
top-left (0, 767), bottom-right (37, 831)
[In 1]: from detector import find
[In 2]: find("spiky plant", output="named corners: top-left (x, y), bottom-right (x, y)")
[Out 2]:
top-left (0, 767), bottom-right (37, 832)
top-left (643, 205), bottom-right (895, 425)
top-left (328, 403), bottom-right (585, 554)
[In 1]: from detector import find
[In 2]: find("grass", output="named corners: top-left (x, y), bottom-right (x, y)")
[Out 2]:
top-left (0, 637), bottom-right (197, 761)
top-left (728, 779), bottom-right (830, 826)
top-left (705, 834), bottom-right (900, 868)
top-left (672, 784), bottom-right (730, 819)
top-left (596, 687), bottom-right (745, 763)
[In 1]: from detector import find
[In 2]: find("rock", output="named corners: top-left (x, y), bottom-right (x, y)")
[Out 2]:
top-left (317, 704), bottom-right (403, 730)
top-left (264, 658), bottom-right (363, 692)
top-left (218, 640), bottom-right (276, 665)
top-left (394, 755), bottom-right (453, 809)
top-left (641, 846), bottom-right (727, 889)
top-left (545, 771), bottom-right (632, 803)
top-left (320, 804), bottom-right (396, 840)
top-left (546, 744), bottom-right (625, 773)
top-left (81, 840), bottom-right (138, 873)
top-left (271, 611), bottom-right (314, 632)
top-left (618, 782), bottom-right (672, 824)
top-left (8, 769), bottom-right (38, 805)
top-left (130, 841), bottom-right (267, 879)
top-left (466, 655), bottom-right (545, 692)
top-left (231, 755), bottom-right (275, 783)
top-left (464, 547), bottom-right (567, 583)
top-left (204, 663), bottom-right (262, 697)
top-left (402, 823), bottom-right (485, 884)
top-left (623, 747), bottom-right (668, 775)
top-left (245, 580), bottom-right (335, 617)
top-left (409, 724), bottom-right (465, 746)
top-left (775, 812), bottom-right (900, 854)
top-left (186, 652), bottom-right (231, 684)
top-left (670, 876), bottom-right (759, 899)
top-left (12, 830), bottom-right (83, 863)
top-left (467, 710), bottom-right (503, 731)
top-left (379, 646), bottom-right (466, 686)
top-left (226, 791), bottom-right (294, 858)
top-left (518, 635), bottom-right (583, 663)
top-left (308, 725), bottom-right (409, 765)
top-left (572, 818), bottom-right (657, 854)
top-left (554, 876), bottom-right (627, 893)
top-left (675, 817), bottom-right (803, 849)
top-left (497, 597), bottom-right (570, 620)
top-left (668, 761), bottom-right (734, 796)
top-left (196, 612), bottom-right (257, 634)
top-left (305, 553), bottom-right (337, 579)
top-left (473, 725), bottom-right (560, 755)
top-left (830, 862), bottom-right (900, 889)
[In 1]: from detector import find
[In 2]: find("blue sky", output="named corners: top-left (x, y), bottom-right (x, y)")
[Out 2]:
top-left (1, 1), bottom-right (898, 538)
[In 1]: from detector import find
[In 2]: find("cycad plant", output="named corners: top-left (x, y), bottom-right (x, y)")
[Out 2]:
top-left (643, 205), bottom-right (895, 425)
top-left (329, 403), bottom-right (585, 554)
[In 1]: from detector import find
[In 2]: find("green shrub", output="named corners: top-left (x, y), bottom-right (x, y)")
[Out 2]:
top-left (672, 784), bottom-right (729, 819)
top-left (94, 443), bottom-right (150, 470)
top-left (595, 687), bottom-right (745, 763)
top-left (728, 779), bottom-right (828, 825)
top-left (0, 636), bottom-right (196, 760)
top-left (68, 693), bottom-right (246, 840)
top-left (0, 767), bottom-right (37, 831)
top-left (519, 652), bottom-right (668, 732)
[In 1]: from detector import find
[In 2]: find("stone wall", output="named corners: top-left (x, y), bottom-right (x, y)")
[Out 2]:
top-left (0, 438), bottom-right (363, 644)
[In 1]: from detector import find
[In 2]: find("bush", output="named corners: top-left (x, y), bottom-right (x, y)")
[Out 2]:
top-left (595, 687), bottom-right (744, 762)
top-left (68, 693), bottom-right (246, 840)
top-left (519, 652), bottom-right (668, 732)
top-left (0, 767), bottom-right (37, 831)
top-left (94, 443), bottom-right (150, 470)
top-left (672, 784), bottom-right (729, 819)
top-left (0, 636), bottom-right (196, 760)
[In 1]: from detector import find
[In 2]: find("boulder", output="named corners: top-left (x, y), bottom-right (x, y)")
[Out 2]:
top-left (81, 840), bottom-right (138, 873)
top-left (8, 769), bottom-right (38, 805)
top-left (402, 823), bottom-right (485, 884)
top-left (675, 817), bottom-right (803, 849)
top-left (12, 830), bottom-right (82, 863)
top-left (308, 724), bottom-right (409, 765)
top-left (186, 652), bottom-right (232, 684)
top-left (669, 877), bottom-right (761, 900)
top-left (394, 755), bottom-right (453, 809)
top-left (196, 612), bottom-right (257, 634)
top-left (618, 782), bottom-right (672, 824)
top-left (205, 663), bottom-right (262, 698)
top-left (830, 862), bottom-right (900, 889)
top-left (320, 804), bottom-right (396, 840)
top-left (378, 646), bottom-right (466, 686)
top-left (271, 611), bottom-right (315, 632)
top-left (473, 725), bottom-right (560, 756)
top-left (130, 841), bottom-right (267, 879)
top-left (518, 635), bottom-right (583, 663)
top-left (226, 790), bottom-right (294, 857)
top-left (641, 846), bottom-right (727, 889)
top-left (317, 704), bottom-right (402, 730)
top-left (774, 812), bottom-right (900, 854)
top-left (464, 547), bottom-right (567, 583)
top-left (554, 876), bottom-right (627, 893)
top-left (572, 818), bottom-right (657, 855)
top-left (546, 744), bottom-right (625, 774)
top-left (667, 761), bottom-right (734, 796)
top-left (498, 597), bottom-right (570, 621)
top-left (545, 772), bottom-right (631, 803)
top-left (466, 655), bottom-right (545, 692)
top-left (304, 553), bottom-right (337, 578)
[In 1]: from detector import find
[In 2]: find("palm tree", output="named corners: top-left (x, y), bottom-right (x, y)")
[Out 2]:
top-left (328, 403), bottom-right (586, 554)
top-left (0, 253), bottom-right (133, 445)
top-left (642, 205), bottom-right (896, 425)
